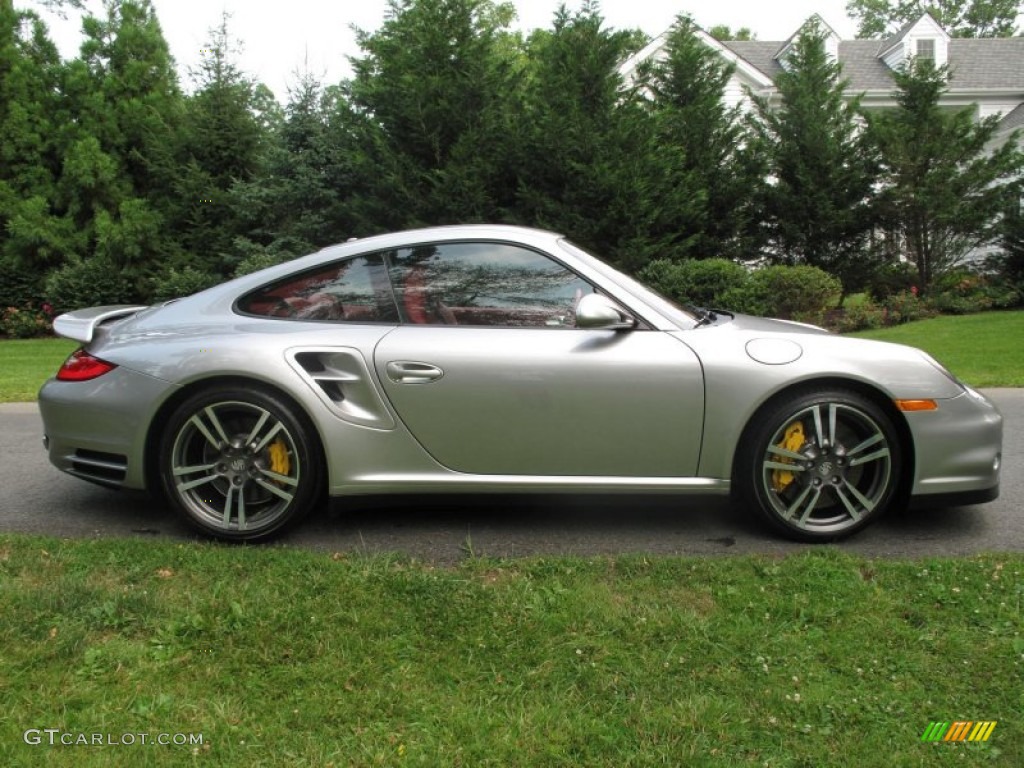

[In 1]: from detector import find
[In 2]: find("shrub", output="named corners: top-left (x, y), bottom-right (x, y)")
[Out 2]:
top-left (730, 265), bottom-right (842, 324)
top-left (831, 299), bottom-right (886, 333)
top-left (926, 292), bottom-right (984, 315)
top-left (0, 261), bottom-right (46, 309)
top-left (867, 261), bottom-right (918, 301)
top-left (44, 255), bottom-right (138, 315)
top-left (718, 283), bottom-right (770, 317)
top-left (637, 258), bottom-right (749, 308)
top-left (0, 305), bottom-right (53, 338)
top-left (882, 290), bottom-right (934, 325)
top-left (151, 266), bottom-right (221, 303)
top-left (924, 269), bottom-right (1020, 315)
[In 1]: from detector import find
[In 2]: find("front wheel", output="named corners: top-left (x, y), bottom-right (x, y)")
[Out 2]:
top-left (158, 386), bottom-right (322, 541)
top-left (736, 389), bottom-right (903, 542)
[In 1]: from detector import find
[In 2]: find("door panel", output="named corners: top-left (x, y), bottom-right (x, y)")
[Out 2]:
top-left (374, 327), bottom-right (704, 477)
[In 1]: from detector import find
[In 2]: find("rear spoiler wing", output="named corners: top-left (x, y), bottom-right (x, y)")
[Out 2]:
top-left (52, 305), bottom-right (148, 344)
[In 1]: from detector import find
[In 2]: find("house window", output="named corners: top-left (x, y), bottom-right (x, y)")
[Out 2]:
top-left (916, 39), bottom-right (935, 62)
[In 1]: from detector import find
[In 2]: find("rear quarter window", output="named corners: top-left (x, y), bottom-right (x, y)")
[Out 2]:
top-left (236, 255), bottom-right (398, 323)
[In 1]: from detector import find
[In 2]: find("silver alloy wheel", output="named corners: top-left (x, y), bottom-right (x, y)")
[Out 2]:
top-left (759, 401), bottom-right (893, 536)
top-left (169, 400), bottom-right (301, 534)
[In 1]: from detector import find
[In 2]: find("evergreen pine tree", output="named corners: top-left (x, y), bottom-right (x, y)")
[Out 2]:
top-left (0, 1), bottom-right (74, 279)
top-left (748, 18), bottom-right (881, 298)
top-left (172, 13), bottom-right (268, 274)
top-left (512, 2), bottom-right (665, 270)
top-left (868, 60), bottom-right (1024, 290)
top-left (343, 0), bottom-right (523, 229)
top-left (643, 14), bottom-right (759, 261)
top-left (57, 0), bottom-right (185, 291)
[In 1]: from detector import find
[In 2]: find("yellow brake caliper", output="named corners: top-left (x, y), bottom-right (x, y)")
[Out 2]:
top-left (771, 422), bottom-right (805, 493)
top-left (268, 439), bottom-right (291, 478)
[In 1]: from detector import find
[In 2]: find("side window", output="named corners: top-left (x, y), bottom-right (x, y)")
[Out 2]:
top-left (237, 255), bottom-right (398, 323)
top-left (386, 243), bottom-right (595, 327)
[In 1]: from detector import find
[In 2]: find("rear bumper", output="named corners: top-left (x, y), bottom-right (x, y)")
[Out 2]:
top-left (38, 367), bottom-right (177, 491)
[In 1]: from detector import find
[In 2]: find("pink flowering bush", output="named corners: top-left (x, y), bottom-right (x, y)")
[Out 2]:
top-left (1, 304), bottom-right (54, 338)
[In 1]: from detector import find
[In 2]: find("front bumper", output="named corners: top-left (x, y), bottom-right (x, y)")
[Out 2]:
top-left (907, 387), bottom-right (1002, 504)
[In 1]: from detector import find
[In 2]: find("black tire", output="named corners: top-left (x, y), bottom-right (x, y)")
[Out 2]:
top-left (735, 389), bottom-right (902, 542)
top-left (158, 385), bottom-right (322, 542)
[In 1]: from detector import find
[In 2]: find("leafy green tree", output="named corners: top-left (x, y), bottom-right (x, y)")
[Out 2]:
top-left (344, 0), bottom-right (523, 229)
top-left (641, 15), bottom-right (760, 261)
top-left (747, 19), bottom-right (882, 298)
top-left (846, 0), bottom-right (1020, 38)
top-left (0, 1), bottom-right (74, 276)
top-left (868, 60), bottom-right (1024, 290)
top-left (36, 0), bottom-right (86, 13)
top-left (707, 24), bottom-right (755, 41)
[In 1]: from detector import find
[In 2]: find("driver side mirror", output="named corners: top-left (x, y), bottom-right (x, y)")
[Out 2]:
top-left (575, 293), bottom-right (636, 331)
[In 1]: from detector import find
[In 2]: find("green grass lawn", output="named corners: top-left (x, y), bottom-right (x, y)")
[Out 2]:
top-left (0, 535), bottom-right (1019, 766)
top-left (0, 338), bottom-right (78, 402)
top-left (848, 310), bottom-right (1024, 388)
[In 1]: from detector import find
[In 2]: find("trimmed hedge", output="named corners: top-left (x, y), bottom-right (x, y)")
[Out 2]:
top-left (637, 258), bottom-right (748, 308)
top-left (43, 255), bottom-right (137, 315)
top-left (638, 258), bottom-right (841, 324)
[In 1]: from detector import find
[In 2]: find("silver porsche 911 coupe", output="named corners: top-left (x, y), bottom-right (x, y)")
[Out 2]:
top-left (38, 225), bottom-right (1002, 542)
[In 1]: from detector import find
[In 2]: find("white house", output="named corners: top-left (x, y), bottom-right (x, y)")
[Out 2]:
top-left (619, 12), bottom-right (1024, 143)
top-left (620, 13), bottom-right (1024, 265)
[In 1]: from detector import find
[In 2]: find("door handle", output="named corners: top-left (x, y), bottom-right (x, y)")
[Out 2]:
top-left (385, 361), bottom-right (444, 384)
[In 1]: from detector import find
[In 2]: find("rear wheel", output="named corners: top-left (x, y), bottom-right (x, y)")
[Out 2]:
top-left (159, 386), bottom-right (321, 541)
top-left (737, 389), bottom-right (902, 541)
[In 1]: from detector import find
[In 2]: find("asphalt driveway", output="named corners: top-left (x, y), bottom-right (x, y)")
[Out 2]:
top-left (1, 390), bottom-right (1021, 563)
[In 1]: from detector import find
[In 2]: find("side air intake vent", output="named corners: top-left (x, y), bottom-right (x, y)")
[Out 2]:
top-left (287, 347), bottom-right (395, 429)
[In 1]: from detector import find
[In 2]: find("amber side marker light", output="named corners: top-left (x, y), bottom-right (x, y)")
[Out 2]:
top-left (894, 399), bottom-right (938, 412)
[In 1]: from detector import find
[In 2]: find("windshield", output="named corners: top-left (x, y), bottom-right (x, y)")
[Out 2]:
top-left (556, 239), bottom-right (699, 329)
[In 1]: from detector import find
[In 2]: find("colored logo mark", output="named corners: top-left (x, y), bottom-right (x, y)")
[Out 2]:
top-left (921, 721), bottom-right (997, 742)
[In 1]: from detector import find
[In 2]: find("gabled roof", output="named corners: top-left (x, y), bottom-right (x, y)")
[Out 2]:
top-left (997, 102), bottom-right (1024, 134)
top-left (881, 17), bottom-right (921, 50)
top-left (774, 13), bottom-right (839, 60)
top-left (878, 12), bottom-right (949, 59)
top-left (618, 27), bottom-right (774, 89)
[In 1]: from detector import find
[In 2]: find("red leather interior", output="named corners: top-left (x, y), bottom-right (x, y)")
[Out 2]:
top-left (403, 267), bottom-right (429, 323)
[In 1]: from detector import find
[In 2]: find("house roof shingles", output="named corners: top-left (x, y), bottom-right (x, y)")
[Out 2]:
top-left (720, 37), bottom-right (1024, 93)
top-left (948, 39), bottom-right (1024, 90)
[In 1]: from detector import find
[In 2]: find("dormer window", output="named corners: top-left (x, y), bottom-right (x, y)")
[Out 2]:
top-left (879, 12), bottom-right (949, 70)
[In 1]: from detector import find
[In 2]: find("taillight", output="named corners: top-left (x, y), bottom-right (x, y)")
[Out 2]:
top-left (57, 349), bottom-right (118, 381)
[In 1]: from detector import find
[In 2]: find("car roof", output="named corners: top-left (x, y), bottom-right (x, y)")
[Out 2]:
top-left (314, 224), bottom-right (566, 261)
